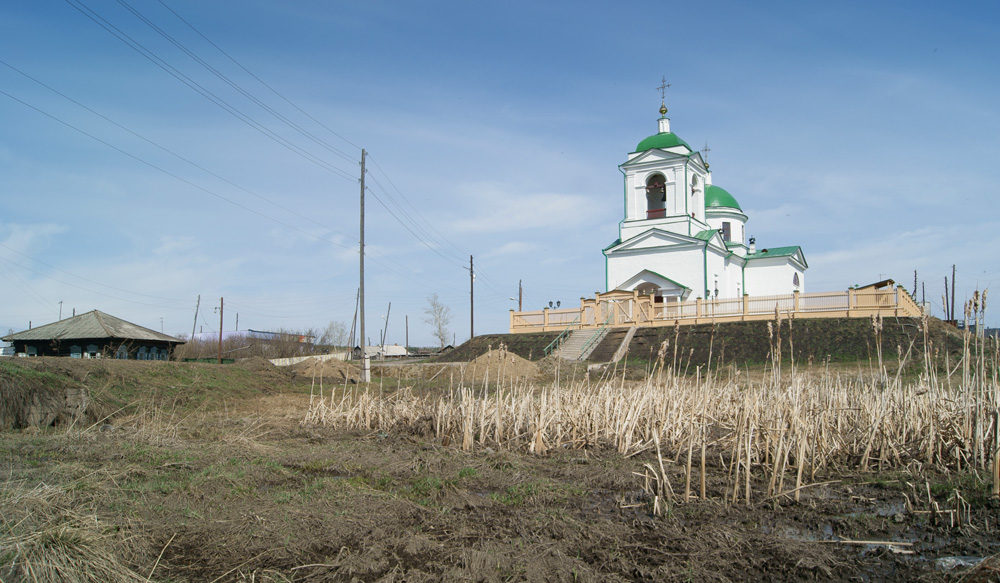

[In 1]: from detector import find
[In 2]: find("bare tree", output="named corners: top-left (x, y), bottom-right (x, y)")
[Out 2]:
top-left (319, 320), bottom-right (349, 348)
top-left (423, 293), bottom-right (452, 348)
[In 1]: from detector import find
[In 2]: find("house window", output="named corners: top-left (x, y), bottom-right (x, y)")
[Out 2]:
top-left (116, 345), bottom-right (129, 360)
top-left (87, 344), bottom-right (99, 358)
top-left (70, 345), bottom-right (82, 359)
top-left (645, 174), bottom-right (666, 218)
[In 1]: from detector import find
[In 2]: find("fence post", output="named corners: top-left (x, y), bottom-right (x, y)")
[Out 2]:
top-left (793, 290), bottom-right (800, 316)
top-left (509, 309), bottom-right (515, 332)
top-left (847, 288), bottom-right (855, 317)
top-left (697, 298), bottom-right (703, 320)
top-left (743, 294), bottom-right (749, 321)
top-left (543, 307), bottom-right (550, 329)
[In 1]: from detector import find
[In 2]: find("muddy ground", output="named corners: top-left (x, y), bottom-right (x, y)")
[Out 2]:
top-left (2, 357), bottom-right (1000, 582)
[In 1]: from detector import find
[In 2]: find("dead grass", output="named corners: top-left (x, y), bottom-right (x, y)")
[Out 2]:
top-left (305, 316), bottom-right (1000, 508)
top-left (0, 481), bottom-right (148, 583)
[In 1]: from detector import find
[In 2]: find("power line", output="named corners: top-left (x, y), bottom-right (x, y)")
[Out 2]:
top-left (63, 0), bottom-right (357, 182)
top-left (117, 0), bottom-right (359, 166)
top-left (0, 58), bottom-right (354, 239)
top-left (155, 0), bottom-right (363, 154)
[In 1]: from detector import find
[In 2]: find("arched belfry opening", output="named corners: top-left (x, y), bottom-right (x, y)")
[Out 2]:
top-left (645, 173), bottom-right (666, 218)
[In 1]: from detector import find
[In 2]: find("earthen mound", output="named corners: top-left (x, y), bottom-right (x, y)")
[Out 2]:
top-left (462, 346), bottom-right (539, 384)
top-left (292, 357), bottom-right (361, 381)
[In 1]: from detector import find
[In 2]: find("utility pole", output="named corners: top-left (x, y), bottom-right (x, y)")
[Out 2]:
top-left (58, 301), bottom-right (63, 320)
top-left (951, 264), bottom-right (956, 324)
top-left (359, 149), bottom-right (370, 382)
top-left (349, 288), bottom-right (359, 350)
top-left (405, 315), bottom-right (409, 355)
top-left (217, 297), bottom-right (224, 364)
top-left (191, 295), bottom-right (200, 341)
top-left (518, 279), bottom-right (523, 312)
top-left (469, 255), bottom-right (474, 340)
top-left (944, 276), bottom-right (950, 321)
top-left (381, 302), bottom-right (391, 350)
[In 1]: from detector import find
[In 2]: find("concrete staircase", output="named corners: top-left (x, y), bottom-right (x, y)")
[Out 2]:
top-left (557, 328), bottom-right (610, 361)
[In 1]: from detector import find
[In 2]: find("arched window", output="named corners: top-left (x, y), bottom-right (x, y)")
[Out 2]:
top-left (645, 173), bottom-right (666, 218)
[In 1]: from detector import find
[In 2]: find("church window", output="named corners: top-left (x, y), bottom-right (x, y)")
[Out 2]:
top-left (721, 222), bottom-right (731, 242)
top-left (645, 174), bottom-right (666, 218)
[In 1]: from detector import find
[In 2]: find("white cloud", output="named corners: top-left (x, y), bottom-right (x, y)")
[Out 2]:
top-left (450, 184), bottom-right (603, 234)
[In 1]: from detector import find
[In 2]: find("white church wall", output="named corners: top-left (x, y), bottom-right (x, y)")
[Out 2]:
top-left (620, 216), bottom-right (693, 241)
top-left (704, 247), bottom-right (744, 299)
top-left (607, 246), bottom-right (706, 295)
top-left (745, 260), bottom-right (805, 296)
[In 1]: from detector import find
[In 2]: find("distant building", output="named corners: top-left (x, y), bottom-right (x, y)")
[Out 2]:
top-left (352, 345), bottom-right (409, 360)
top-left (1, 310), bottom-right (184, 359)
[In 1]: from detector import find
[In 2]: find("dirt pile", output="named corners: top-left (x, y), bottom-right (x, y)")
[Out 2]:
top-left (291, 357), bottom-right (361, 382)
top-left (236, 356), bottom-right (279, 372)
top-left (461, 346), bottom-right (539, 384)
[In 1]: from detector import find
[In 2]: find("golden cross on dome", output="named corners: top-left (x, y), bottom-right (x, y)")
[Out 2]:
top-left (657, 76), bottom-right (671, 114)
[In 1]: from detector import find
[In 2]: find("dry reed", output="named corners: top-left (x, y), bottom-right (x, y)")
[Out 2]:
top-left (304, 319), bottom-right (1000, 505)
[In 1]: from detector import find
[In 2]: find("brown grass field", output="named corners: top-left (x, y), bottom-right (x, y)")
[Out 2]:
top-left (2, 313), bottom-right (1000, 582)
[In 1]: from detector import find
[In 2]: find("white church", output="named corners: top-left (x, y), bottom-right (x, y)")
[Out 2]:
top-left (603, 102), bottom-right (807, 305)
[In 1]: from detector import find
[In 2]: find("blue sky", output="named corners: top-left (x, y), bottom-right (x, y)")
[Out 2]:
top-left (2, 0), bottom-right (998, 346)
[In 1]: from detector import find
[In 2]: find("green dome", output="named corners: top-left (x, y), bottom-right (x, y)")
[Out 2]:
top-left (704, 184), bottom-right (742, 211)
top-left (635, 131), bottom-right (691, 153)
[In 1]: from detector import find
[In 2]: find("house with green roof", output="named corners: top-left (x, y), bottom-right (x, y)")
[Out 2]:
top-left (603, 101), bottom-right (807, 303)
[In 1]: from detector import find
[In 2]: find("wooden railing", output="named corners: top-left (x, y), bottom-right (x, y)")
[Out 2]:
top-left (509, 286), bottom-right (924, 333)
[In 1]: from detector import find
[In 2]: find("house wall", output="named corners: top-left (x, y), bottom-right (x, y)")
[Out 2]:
top-left (13, 339), bottom-right (178, 360)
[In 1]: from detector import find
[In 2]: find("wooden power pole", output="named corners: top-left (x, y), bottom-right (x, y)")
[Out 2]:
top-left (217, 297), bottom-right (223, 364)
top-left (469, 255), bottom-right (474, 340)
top-left (359, 150), bottom-right (370, 382)
top-left (190, 294), bottom-right (200, 341)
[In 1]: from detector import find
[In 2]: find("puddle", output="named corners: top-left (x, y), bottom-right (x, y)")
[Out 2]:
top-left (936, 556), bottom-right (983, 571)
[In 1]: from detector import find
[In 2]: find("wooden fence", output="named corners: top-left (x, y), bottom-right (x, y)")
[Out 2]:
top-left (509, 287), bottom-right (924, 333)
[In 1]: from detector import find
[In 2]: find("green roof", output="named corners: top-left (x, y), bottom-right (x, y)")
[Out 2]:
top-left (704, 184), bottom-right (742, 211)
top-left (746, 246), bottom-right (804, 262)
top-left (635, 129), bottom-right (692, 153)
top-left (693, 229), bottom-right (717, 241)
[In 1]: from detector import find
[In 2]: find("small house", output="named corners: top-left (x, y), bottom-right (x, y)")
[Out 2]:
top-left (2, 310), bottom-right (185, 359)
